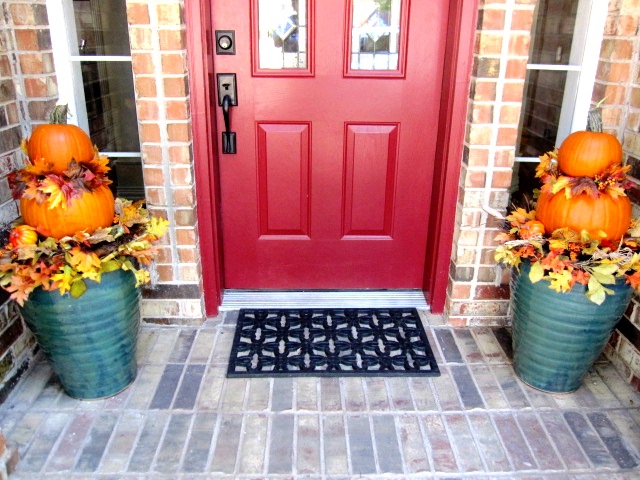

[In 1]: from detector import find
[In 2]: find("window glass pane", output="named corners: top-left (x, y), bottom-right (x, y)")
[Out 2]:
top-left (258, 0), bottom-right (308, 69)
top-left (517, 70), bottom-right (568, 158)
top-left (528, 0), bottom-right (578, 65)
top-left (81, 61), bottom-right (140, 153)
top-left (108, 156), bottom-right (145, 200)
top-left (74, 0), bottom-right (131, 56)
top-left (350, 0), bottom-right (402, 71)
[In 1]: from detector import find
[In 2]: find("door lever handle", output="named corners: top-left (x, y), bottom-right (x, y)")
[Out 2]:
top-left (221, 94), bottom-right (236, 154)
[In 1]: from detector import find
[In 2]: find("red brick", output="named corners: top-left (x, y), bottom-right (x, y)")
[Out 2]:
top-left (600, 39), bottom-right (634, 61)
top-left (173, 188), bottom-right (194, 206)
top-left (174, 209), bottom-right (195, 226)
top-left (163, 77), bottom-right (188, 97)
top-left (465, 169), bottom-right (486, 188)
top-left (159, 29), bottom-right (186, 50)
top-left (18, 53), bottom-right (54, 74)
top-left (129, 27), bottom-right (152, 50)
top-left (166, 100), bottom-right (189, 120)
top-left (170, 166), bottom-right (192, 186)
top-left (467, 147), bottom-right (490, 167)
top-left (497, 127), bottom-right (517, 145)
top-left (468, 125), bottom-right (493, 145)
top-left (476, 33), bottom-right (503, 55)
top-left (511, 8), bottom-right (534, 30)
top-left (157, 4), bottom-right (183, 25)
top-left (178, 246), bottom-right (197, 263)
top-left (161, 53), bottom-right (186, 74)
top-left (156, 265), bottom-right (174, 282)
top-left (502, 82), bottom-right (525, 102)
top-left (132, 53), bottom-right (154, 74)
top-left (505, 58), bottom-right (527, 79)
top-left (492, 169), bottom-right (513, 188)
top-left (169, 145), bottom-right (191, 163)
top-left (176, 227), bottom-right (196, 245)
top-left (142, 144), bottom-right (163, 164)
top-left (24, 76), bottom-right (57, 97)
top-left (145, 187), bottom-right (166, 205)
top-left (140, 123), bottom-right (161, 143)
top-left (14, 30), bottom-right (39, 50)
top-left (478, 8), bottom-right (506, 30)
top-left (471, 80), bottom-right (497, 101)
top-left (127, 3), bottom-right (150, 24)
top-left (469, 103), bottom-right (494, 123)
top-left (9, 4), bottom-right (47, 26)
top-left (136, 99), bottom-right (159, 120)
top-left (499, 104), bottom-right (521, 124)
top-left (167, 123), bottom-right (190, 142)
top-left (508, 34), bottom-right (530, 56)
top-left (475, 285), bottom-right (510, 299)
top-left (134, 76), bottom-right (157, 98)
top-left (494, 149), bottom-right (514, 167)
top-left (142, 167), bottom-right (164, 186)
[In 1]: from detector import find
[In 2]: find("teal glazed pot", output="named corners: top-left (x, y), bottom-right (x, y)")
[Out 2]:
top-left (21, 269), bottom-right (141, 399)
top-left (510, 262), bottom-right (633, 393)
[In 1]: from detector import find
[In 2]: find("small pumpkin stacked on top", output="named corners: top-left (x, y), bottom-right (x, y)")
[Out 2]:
top-left (535, 129), bottom-right (633, 243)
top-left (495, 119), bottom-right (640, 304)
top-left (10, 104), bottom-right (115, 240)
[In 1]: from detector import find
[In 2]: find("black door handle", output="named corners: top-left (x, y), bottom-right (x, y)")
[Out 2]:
top-left (221, 94), bottom-right (236, 154)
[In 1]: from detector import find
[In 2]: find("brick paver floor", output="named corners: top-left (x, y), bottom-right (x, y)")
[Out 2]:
top-left (2, 310), bottom-right (640, 479)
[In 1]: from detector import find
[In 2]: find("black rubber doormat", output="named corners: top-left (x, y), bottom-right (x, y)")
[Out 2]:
top-left (227, 308), bottom-right (440, 377)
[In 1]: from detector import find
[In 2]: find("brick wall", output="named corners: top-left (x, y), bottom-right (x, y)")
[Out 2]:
top-left (0, 1), bottom-right (52, 402)
top-left (126, 1), bottom-right (205, 325)
top-left (447, 0), bottom-right (535, 326)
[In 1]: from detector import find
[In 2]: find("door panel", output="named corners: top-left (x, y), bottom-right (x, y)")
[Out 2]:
top-left (211, 0), bottom-right (448, 289)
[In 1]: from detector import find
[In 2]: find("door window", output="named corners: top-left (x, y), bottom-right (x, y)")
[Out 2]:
top-left (253, 0), bottom-right (312, 75)
top-left (346, 0), bottom-right (407, 77)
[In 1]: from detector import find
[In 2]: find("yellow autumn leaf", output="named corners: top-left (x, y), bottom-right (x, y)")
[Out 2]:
top-left (40, 177), bottom-right (67, 210)
top-left (528, 261), bottom-right (545, 283)
top-left (67, 246), bottom-right (101, 274)
top-left (551, 176), bottom-right (572, 195)
top-left (547, 270), bottom-right (573, 293)
top-left (51, 265), bottom-right (75, 295)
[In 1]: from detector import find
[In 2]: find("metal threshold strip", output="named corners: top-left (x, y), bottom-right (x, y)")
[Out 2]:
top-left (220, 290), bottom-right (429, 310)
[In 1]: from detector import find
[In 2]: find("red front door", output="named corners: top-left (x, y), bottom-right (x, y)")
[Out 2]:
top-left (211, 0), bottom-right (448, 289)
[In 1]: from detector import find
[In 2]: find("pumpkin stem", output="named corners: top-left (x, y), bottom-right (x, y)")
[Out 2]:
top-left (49, 104), bottom-right (69, 125)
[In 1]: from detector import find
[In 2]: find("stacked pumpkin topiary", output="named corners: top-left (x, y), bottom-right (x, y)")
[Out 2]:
top-left (11, 104), bottom-right (115, 239)
top-left (534, 128), bottom-right (633, 244)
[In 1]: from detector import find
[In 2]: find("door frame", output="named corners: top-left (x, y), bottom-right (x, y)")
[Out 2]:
top-left (185, 0), bottom-right (479, 317)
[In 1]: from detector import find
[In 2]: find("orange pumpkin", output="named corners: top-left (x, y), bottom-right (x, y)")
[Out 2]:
top-left (26, 105), bottom-right (95, 174)
top-left (519, 220), bottom-right (545, 239)
top-left (557, 130), bottom-right (622, 177)
top-left (20, 185), bottom-right (115, 239)
top-left (536, 190), bottom-right (631, 242)
top-left (9, 225), bottom-right (38, 248)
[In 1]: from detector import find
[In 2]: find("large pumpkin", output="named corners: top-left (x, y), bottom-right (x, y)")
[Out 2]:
top-left (20, 185), bottom-right (115, 239)
top-left (557, 130), bottom-right (622, 177)
top-left (536, 190), bottom-right (632, 242)
top-left (26, 105), bottom-right (95, 174)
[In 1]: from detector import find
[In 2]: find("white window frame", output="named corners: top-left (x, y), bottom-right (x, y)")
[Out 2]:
top-left (45, 0), bottom-right (141, 161)
top-left (516, 0), bottom-right (608, 164)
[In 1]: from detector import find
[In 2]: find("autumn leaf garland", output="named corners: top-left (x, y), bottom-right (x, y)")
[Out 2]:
top-left (536, 150), bottom-right (634, 199)
top-left (9, 152), bottom-right (112, 209)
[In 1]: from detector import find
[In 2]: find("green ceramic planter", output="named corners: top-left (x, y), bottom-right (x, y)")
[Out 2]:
top-left (21, 269), bottom-right (141, 399)
top-left (510, 262), bottom-right (633, 393)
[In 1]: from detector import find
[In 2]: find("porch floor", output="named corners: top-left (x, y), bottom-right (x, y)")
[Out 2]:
top-left (2, 310), bottom-right (640, 479)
